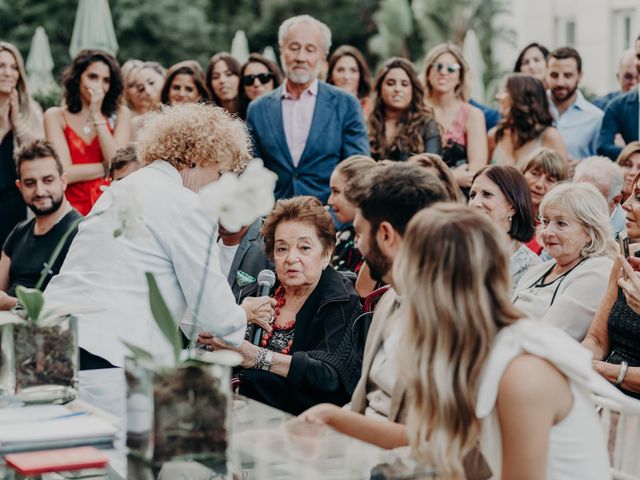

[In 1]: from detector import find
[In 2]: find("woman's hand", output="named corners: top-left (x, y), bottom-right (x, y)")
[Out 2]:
top-left (88, 86), bottom-right (105, 120)
top-left (240, 296), bottom-right (276, 333)
top-left (618, 256), bottom-right (640, 315)
top-left (197, 335), bottom-right (259, 368)
top-left (8, 88), bottom-right (21, 128)
top-left (452, 164), bottom-right (474, 188)
top-left (593, 360), bottom-right (621, 384)
top-left (298, 403), bottom-right (340, 426)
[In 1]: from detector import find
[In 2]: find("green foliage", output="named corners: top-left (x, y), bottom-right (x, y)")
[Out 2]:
top-left (15, 286), bottom-right (44, 323)
top-left (145, 272), bottom-right (182, 364)
top-left (368, 0), bottom-right (413, 62)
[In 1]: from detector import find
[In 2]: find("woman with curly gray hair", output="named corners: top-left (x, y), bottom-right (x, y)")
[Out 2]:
top-left (512, 182), bottom-right (617, 340)
top-left (44, 103), bottom-right (275, 422)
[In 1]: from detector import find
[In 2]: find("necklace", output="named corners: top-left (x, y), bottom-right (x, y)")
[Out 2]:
top-left (260, 286), bottom-right (295, 354)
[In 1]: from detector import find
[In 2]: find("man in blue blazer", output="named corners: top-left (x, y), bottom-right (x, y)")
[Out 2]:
top-left (246, 15), bottom-right (369, 203)
top-left (597, 87), bottom-right (639, 160)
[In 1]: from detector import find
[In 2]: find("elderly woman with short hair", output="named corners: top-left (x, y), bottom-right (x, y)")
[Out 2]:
top-left (512, 182), bottom-right (617, 340)
top-left (44, 103), bottom-right (274, 420)
top-left (201, 195), bottom-right (363, 415)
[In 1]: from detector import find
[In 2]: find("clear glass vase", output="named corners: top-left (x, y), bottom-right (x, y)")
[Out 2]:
top-left (0, 316), bottom-right (79, 404)
top-left (125, 350), bottom-right (239, 472)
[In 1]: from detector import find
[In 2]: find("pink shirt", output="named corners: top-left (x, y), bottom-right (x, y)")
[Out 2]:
top-left (282, 79), bottom-right (318, 167)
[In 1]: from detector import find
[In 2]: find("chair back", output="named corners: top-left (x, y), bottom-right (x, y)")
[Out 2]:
top-left (592, 394), bottom-right (640, 479)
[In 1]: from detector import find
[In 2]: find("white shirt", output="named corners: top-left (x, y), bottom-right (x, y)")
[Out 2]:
top-left (218, 240), bottom-right (239, 280)
top-left (476, 320), bottom-right (640, 480)
top-left (511, 256), bottom-right (612, 340)
top-left (44, 161), bottom-right (247, 367)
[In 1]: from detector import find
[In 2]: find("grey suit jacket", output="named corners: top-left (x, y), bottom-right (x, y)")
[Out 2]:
top-left (226, 219), bottom-right (271, 301)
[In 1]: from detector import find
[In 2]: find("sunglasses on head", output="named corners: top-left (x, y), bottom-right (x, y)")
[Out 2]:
top-left (242, 73), bottom-right (275, 86)
top-left (434, 63), bottom-right (461, 74)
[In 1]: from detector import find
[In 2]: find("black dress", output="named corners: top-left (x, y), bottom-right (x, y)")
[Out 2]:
top-left (607, 289), bottom-right (640, 399)
top-left (0, 131), bottom-right (26, 248)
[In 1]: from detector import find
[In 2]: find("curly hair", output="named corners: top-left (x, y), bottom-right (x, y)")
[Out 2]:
top-left (61, 50), bottom-right (123, 117)
top-left (327, 45), bottom-right (372, 99)
top-left (237, 53), bottom-right (283, 120)
top-left (495, 74), bottom-right (554, 149)
top-left (205, 52), bottom-right (241, 111)
top-left (160, 60), bottom-right (210, 105)
top-left (369, 57), bottom-right (439, 161)
top-left (136, 103), bottom-right (251, 174)
top-left (261, 196), bottom-right (336, 261)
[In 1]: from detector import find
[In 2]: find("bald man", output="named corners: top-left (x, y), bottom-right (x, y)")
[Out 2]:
top-left (593, 49), bottom-right (639, 110)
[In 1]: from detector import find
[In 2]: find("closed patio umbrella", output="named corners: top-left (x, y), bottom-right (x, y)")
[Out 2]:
top-left (230, 30), bottom-right (249, 64)
top-left (69, 0), bottom-right (118, 59)
top-left (26, 26), bottom-right (57, 95)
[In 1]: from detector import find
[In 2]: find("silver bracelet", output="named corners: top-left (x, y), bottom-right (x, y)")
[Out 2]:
top-left (252, 347), bottom-right (273, 372)
top-left (615, 361), bottom-right (629, 386)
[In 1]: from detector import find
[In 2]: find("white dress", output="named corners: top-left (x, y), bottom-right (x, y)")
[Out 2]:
top-left (476, 320), bottom-right (640, 480)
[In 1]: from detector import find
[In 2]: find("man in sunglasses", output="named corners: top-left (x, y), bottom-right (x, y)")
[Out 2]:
top-left (597, 34), bottom-right (640, 161)
top-left (593, 49), bottom-right (639, 111)
top-left (246, 15), bottom-right (369, 203)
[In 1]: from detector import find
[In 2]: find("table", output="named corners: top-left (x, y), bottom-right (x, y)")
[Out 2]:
top-left (1, 396), bottom-right (436, 479)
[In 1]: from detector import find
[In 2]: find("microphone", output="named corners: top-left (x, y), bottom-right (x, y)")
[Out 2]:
top-left (251, 269), bottom-right (276, 345)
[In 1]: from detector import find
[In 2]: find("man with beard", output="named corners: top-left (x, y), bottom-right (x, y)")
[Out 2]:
top-left (546, 47), bottom-right (603, 163)
top-left (246, 15), bottom-right (369, 203)
top-left (297, 162), bottom-right (491, 479)
top-left (0, 140), bottom-right (81, 310)
top-left (597, 35), bottom-right (640, 161)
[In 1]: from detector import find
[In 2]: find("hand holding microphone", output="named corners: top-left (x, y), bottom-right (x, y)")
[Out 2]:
top-left (239, 270), bottom-right (277, 342)
top-left (251, 270), bottom-right (276, 345)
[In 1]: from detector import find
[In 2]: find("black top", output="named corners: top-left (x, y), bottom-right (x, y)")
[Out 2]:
top-left (239, 267), bottom-right (364, 414)
top-left (375, 118), bottom-right (442, 162)
top-left (0, 131), bottom-right (15, 191)
top-left (2, 209), bottom-right (82, 295)
top-left (607, 289), bottom-right (640, 399)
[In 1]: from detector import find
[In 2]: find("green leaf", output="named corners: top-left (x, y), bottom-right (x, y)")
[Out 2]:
top-left (122, 340), bottom-right (154, 361)
top-left (15, 286), bottom-right (45, 323)
top-left (145, 272), bottom-right (181, 364)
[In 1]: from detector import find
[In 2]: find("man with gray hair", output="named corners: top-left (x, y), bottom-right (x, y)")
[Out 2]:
top-left (246, 15), bottom-right (369, 202)
top-left (574, 156), bottom-right (625, 238)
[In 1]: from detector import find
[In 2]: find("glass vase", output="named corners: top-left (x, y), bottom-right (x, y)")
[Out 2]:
top-left (0, 315), bottom-right (79, 404)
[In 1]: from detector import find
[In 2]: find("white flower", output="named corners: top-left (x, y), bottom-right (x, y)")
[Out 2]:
top-left (198, 159), bottom-right (277, 232)
top-left (102, 182), bottom-right (148, 240)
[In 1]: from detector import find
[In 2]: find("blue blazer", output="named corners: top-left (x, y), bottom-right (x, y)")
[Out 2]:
top-left (597, 89), bottom-right (639, 160)
top-left (246, 82), bottom-right (370, 202)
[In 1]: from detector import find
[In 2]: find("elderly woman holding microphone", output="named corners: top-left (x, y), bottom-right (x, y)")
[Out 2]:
top-left (44, 103), bottom-right (275, 418)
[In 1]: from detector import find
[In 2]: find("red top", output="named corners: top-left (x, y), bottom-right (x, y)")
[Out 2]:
top-left (62, 112), bottom-right (111, 216)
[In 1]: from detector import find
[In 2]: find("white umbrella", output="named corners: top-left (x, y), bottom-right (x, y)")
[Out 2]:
top-left (69, 0), bottom-right (119, 58)
top-left (262, 46), bottom-right (277, 64)
top-left (230, 30), bottom-right (249, 64)
top-left (463, 29), bottom-right (486, 102)
top-left (26, 26), bottom-right (56, 95)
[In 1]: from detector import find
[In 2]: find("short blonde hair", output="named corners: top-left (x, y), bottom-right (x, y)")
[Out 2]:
top-left (540, 182), bottom-right (617, 259)
top-left (136, 103), bottom-right (251, 174)
top-left (519, 147), bottom-right (569, 181)
top-left (424, 43), bottom-right (471, 101)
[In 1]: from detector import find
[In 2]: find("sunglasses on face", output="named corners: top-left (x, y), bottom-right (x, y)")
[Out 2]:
top-left (434, 63), bottom-right (461, 74)
top-left (242, 73), bottom-right (275, 86)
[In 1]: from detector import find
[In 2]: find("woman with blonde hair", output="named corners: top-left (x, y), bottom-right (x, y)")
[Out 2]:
top-left (512, 182), bottom-right (617, 340)
top-left (0, 41), bottom-right (44, 245)
top-left (423, 43), bottom-right (487, 188)
top-left (408, 153), bottom-right (463, 202)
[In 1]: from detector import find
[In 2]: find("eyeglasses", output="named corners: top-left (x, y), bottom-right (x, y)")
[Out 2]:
top-left (622, 72), bottom-right (638, 82)
top-left (242, 73), bottom-right (275, 86)
top-left (434, 63), bottom-right (461, 74)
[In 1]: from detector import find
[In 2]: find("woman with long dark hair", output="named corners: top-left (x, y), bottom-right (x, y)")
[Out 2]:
top-left (0, 42), bottom-right (44, 245)
top-left (160, 61), bottom-right (210, 106)
top-left (205, 52), bottom-right (241, 115)
top-left (327, 45), bottom-right (372, 115)
top-left (44, 49), bottom-right (130, 216)
top-left (513, 42), bottom-right (549, 83)
top-left (369, 57), bottom-right (441, 161)
top-left (237, 53), bottom-right (282, 120)
top-left (489, 73), bottom-right (567, 166)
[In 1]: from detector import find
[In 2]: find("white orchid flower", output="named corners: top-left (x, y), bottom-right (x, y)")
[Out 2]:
top-left (102, 182), bottom-right (148, 240)
top-left (198, 159), bottom-right (277, 232)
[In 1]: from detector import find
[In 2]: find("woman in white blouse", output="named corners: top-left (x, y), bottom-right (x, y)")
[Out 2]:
top-left (512, 182), bottom-right (617, 340)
